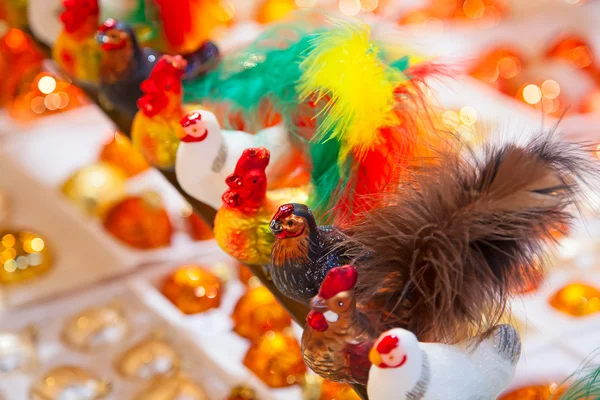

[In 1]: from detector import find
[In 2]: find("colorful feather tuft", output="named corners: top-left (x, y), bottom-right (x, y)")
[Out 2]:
top-left (299, 19), bottom-right (442, 223)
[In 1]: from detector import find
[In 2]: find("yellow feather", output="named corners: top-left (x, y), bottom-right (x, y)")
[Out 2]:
top-left (297, 19), bottom-right (405, 161)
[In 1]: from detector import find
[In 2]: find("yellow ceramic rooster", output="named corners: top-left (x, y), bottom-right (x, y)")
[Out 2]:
top-left (214, 147), bottom-right (307, 267)
top-left (53, 0), bottom-right (101, 85)
top-left (131, 55), bottom-right (193, 170)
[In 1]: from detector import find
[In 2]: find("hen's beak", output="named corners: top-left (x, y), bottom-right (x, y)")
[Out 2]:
top-left (369, 347), bottom-right (382, 366)
top-left (269, 220), bottom-right (283, 236)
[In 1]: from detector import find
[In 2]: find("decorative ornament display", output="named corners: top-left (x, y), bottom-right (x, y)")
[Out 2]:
top-left (160, 265), bottom-right (222, 314)
top-left (270, 203), bottom-right (348, 304)
top-left (97, 19), bottom-right (219, 119)
top-left (0, 28), bottom-right (45, 107)
top-left (61, 303), bottom-right (129, 350)
top-left (231, 285), bottom-right (292, 342)
top-left (243, 332), bottom-right (307, 388)
top-left (52, 0), bottom-right (102, 85)
top-left (98, 131), bottom-right (150, 177)
top-left (7, 72), bottom-right (87, 121)
top-left (133, 372), bottom-right (208, 400)
top-left (175, 110), bottom-right (292, 210)
top-left (367, 325), bottom-right (521, 400)
top-left (302, 265), bottom-right (374, 385)
top-left (103, 194), bottom-right (172, 249)
top-left (29, 365), bottom-right (111, 400)
top-left (115, 334), bottom-right (181, 379)
top-left (0, 230), bottom-right (53, 285)
top-left (0, 326), bottom-right (38, 373)
top-left (61, 162), bottom-right (127, 217)
top-left (548, 282), bottom-right (600, 317)
top-left (226, 385), bottom-right (256, 400)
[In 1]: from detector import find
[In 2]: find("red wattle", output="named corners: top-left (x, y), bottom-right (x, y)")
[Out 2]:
top-left (307, 311), bottom-right (328, 332)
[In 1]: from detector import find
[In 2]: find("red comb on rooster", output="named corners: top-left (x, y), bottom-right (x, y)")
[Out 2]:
top-left (137, 55), bottom-right (186, 118)
top-left (60, 0), bottom-right (99, 34)
top-left (222, 148), bottom-right (270, 215)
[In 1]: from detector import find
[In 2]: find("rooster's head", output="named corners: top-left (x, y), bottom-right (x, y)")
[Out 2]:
top-left (60, 0), bottom-right (99, 35)
top-left (369, 328), bottom-right (420, 370)
top-left (96, 18), bottom-right (136, 52)
top-left (137, 55), bottom-right (187, 118)
top-left (269, 203), bottom-right (317, 240)
top-left (306, 265), bottom-right (358, 333)
top-left (222, 148), bottom-right (270, 214)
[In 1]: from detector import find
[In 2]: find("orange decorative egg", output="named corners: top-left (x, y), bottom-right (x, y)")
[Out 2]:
top-left (469, 47), bottom-right (524, 93)
top-left (548, 282), bottom-right (600, 317)
top-left (320, 380), bottom-right (361, 400)
top-left (243, 332), bottom-right (306, 388)
top-left (103, 195), bottom-right (172, 249)
top-left (545, 34), bottom-right (595, 71)
top-left (232, 286), bottom-right (291, 342)
top-left (499, 383), bottom-right (567, 399)
top-left (161, 265), bottom-right (222, 314)
top-left (98, 132), bottom-right (149, 178)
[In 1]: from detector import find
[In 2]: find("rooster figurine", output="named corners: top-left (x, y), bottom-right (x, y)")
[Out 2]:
top-left (53, 0), bottom-right (101, 85)
top-left (130, 55), bottom-right (189, 170)
top-left (96, 18), bottom-right (219, 119)
top-left (270, 204), bottom-right (347, 304)
top-left (302, 265), bottom-right (375, 385)
top-left (214, 147), bottom-right (277, 267)
top-left (367, 325), bottom-right (521, 400)
top-left (175, 110), bottom-right (292, 210)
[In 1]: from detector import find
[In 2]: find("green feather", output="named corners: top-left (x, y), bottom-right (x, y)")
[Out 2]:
top-left (553, 351), bottom-right (600, 400)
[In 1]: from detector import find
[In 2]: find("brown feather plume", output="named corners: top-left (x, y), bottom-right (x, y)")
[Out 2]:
top-left (341, 133), bottom-right (597, 344)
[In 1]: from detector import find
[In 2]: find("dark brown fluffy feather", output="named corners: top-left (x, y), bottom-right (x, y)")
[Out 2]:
top-left (341, 133), bottom-right (597, 344)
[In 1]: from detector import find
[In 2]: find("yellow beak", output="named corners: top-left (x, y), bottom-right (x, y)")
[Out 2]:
top-left (369, 347), bottom-right (381, 366)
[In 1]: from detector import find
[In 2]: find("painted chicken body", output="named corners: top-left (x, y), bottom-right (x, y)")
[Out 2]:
top-left (176, 111), bottom-right (292, 210)
top-left (270, 207), bottom-right (347, 303)
top-left (302, 265), bottom-right (375, 385)
top-left (368, 325), bottom-right (521, 400)
top-left (53, 0), bottom-right (101, 85)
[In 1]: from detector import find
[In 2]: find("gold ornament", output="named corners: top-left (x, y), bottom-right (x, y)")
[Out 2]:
top-left (161, 265), bottom-right (223, 315)
top-left (0, 230), bottom-right (52, 285)
top-left (133, 372), bottom-right (208, 400)
top-left (227, 385), bottom-right (256, 400)
top-left (98, 132), bottom-right (150, 178)
top-left (0, 326), bottom-right (37, 373)
top-left (29, 365), bottom-right (111, 400)
top-left (243, 332), bottom-right (306, 388)
top-left (548, 282), bottom-right (600, 317)
top-left (62, 303), bottom-right (129, 351)
top-left (231, 285), bottom-right (291, 342)
top-left (115, 334), bottom-right (181, 379)
top-left (61, 163), bottom-right (127, 218)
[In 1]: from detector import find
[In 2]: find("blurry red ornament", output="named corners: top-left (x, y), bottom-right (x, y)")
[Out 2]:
top-left (499, 383), bottom-right (567, 399)
top-left (103, 195), bottom-right (172, 249)
top-left (161, 265), bottom-right (222, 314)
top-left (469, 47), bottom-right (525, 94)
top-left (98, 132), bottom-right (150, 177)
top-left (231, 286), bottom-right (292, 341)
top-left (243, 332), bottom-right (306, 388)
top-left (548, 282), bottom-right (600, 317)
top-left (183, 212), bottom-right (214, 241)
top-left (320, 380), bottom-right (362, 400)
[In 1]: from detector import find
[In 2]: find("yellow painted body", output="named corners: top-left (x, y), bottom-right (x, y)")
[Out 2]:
top-left (53, 32), bottom-right (100, 85)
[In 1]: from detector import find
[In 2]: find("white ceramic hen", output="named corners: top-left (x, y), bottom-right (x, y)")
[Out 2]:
top-left (368, 325), bottom-right (521, 400)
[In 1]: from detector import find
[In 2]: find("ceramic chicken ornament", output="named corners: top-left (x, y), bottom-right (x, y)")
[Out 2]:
top-left (96, 18), bottom-right (219, 119)
top-left (270, 203), bottom-right (348, 304)
top-left (175, 110), bottom-right (292, 210)
top-left (53, 0), bottom-right (101, 85)
top-left (367, 325), bottom-right (521, 400)
top-left (130, 55), bottom-right (187, 170)
top-left (302, 265), bottom-right (375, 385)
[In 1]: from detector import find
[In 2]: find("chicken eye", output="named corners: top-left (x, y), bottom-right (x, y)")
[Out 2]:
top-left (287, 220), bottom-right (293, 227)
top-left (338, 300), bottom-right (344, 307)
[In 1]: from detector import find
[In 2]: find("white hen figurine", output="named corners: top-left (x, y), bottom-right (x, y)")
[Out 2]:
top-left (368, 325), bottom-right (521, 400)
top-left (175, 109), bottom-right (292, 210)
